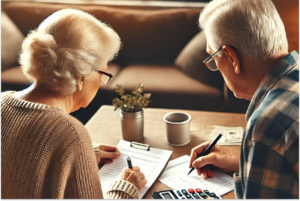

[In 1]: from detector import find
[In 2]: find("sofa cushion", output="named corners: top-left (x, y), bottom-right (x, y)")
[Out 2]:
top-left (105, 64), bottom-right (226, 111)
top-left (175, 31), bottom-right (224, 90)
top-left (1, 12), bottom-right (24, 71)
top-left (2, 2), bottom-right (200, 66)
top-left (1, 66), bottom-right (31, 85)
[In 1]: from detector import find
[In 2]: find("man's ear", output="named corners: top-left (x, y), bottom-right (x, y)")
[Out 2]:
top-left (77, 76), bottom-right (84, 91)
top-left (222, 45), bottom-right (241, 74)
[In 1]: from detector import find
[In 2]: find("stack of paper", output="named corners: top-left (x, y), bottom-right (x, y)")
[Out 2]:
top-left (159, 155), bottom-right (234, 196)
top-left (200, 125), bottom-right (244, 145)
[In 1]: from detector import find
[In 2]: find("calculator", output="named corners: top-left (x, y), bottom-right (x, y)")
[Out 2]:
top-left (152, 188), bottom-right (221, 199)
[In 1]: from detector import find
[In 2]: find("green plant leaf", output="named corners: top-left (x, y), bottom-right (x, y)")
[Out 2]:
top-left (112, 83), bottom-right (151, 112)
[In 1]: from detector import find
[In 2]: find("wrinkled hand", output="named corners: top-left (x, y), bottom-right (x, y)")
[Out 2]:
top-left (189, 141), bottom-right (240, 178)
top-left (119, 166), bottom-right (147, 191)
top-left (94, 144), bottom-right (120, 165)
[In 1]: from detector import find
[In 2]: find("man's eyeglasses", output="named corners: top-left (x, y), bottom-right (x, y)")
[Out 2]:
top-left (203, 46), bottom-right (223, 71)
top-left (96, 70), bottom-right (113, 84)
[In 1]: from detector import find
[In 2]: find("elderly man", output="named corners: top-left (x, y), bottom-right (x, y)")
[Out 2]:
top-left (189, 0), bottom-right (299, 199)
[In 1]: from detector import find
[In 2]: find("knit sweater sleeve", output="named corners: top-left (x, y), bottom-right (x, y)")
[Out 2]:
top-left (55, 131), bottom-right (103, 198)
top-left (59, 126), bottom-right (139, 199)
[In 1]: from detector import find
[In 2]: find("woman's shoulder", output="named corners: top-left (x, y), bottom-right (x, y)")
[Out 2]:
top-left (46, 110), bottom-right (89, 139)
top-left (1, 91), bottom-right (92, 148)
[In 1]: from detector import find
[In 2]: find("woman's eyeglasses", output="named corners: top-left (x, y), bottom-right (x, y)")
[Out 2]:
top-left (96, 70), bottom-right (113, 84)
top-left (203, 46), bottom-right (223, 71)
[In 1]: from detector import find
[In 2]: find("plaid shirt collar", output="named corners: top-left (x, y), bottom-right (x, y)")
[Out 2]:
top-left (245, 50), bottom-right (299, 121)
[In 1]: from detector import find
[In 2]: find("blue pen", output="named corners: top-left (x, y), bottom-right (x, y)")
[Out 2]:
top-left (187, 133), bottom-right (222, 176)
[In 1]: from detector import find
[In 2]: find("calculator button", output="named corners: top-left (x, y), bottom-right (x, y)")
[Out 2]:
top-left (199, 192), bottom-right (207, 198)
top-left (203, 190), bottom-right (210, 194)
top-left (214, 196), bottom-right (220, 199)
top-left (181, 197), bottom-right (186, 199)
top-left (188, 188), bottom-right (195, 194)
top-left (177, 190), bottom-right (182, 196)
top-left (192, 193), bottom-right (201, 199)
top-left (208, 193), bottom-right (216, 197)
top-left (181, 189), bottom-right (188, 195)
top-left (195, 188), bottom-right (202, 193)
top-left (185, 194), bottom-right (192, 199)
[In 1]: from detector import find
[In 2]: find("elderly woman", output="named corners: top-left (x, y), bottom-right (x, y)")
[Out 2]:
top-left (189, 0), bottom-right (298, 199)
top-left (1, 8), bottom-right (147, 199)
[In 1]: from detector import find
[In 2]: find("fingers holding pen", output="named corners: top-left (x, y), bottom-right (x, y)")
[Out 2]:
top-left (205, 167), bottom-right (215, 178)
top-left (120, 166), bottom-right (147, 191)
top-left (189, 141), bottom-right (212, 168)
top-left (191, 153), bottom-right (215, 178)
top-left (192, 154), bottom-right (216, 169)
top-left (132, 166), bottom-right (140, 172)
top-left (194, 166), bottom-right (215, 178)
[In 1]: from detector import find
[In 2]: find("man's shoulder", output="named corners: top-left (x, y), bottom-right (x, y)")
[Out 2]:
top-left (272, 64), bottom-right (299, 95)
top-left (260, 64), bottom-right (299, 117)
top-left (247, 68), bottom-right (299, 147)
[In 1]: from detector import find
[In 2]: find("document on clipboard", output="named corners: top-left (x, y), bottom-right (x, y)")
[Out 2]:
top-left (98, 140), bottom-right (173, 199)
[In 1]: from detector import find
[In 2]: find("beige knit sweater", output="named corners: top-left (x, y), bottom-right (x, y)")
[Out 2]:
top-left (1, 91), bottom-right (139, 199)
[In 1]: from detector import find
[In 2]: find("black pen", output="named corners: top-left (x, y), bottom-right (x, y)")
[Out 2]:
top-left (187, 133), bottom-right (222, 176)
top-left (127, 157), bottom-right (133, 169)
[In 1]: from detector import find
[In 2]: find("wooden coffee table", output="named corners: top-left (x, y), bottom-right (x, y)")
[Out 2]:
top-left (85, 105), bottom-right (247, 199)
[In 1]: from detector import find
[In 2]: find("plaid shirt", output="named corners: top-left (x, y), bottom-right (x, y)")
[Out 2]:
top-left (234, 51), bottom-right (299, 199)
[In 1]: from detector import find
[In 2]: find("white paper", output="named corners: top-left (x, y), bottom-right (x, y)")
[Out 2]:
top-left (200, 125), bottom-right (244, 145)
top-left (159, 155), bottom-right (234, 196)
top-left (99, 140), bottom-right (173, 199)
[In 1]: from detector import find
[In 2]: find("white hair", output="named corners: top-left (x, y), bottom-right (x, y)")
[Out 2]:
top-left (199, 0), bottom-right (288, 60)
top-left (19, 8), bottom-right (121, 95)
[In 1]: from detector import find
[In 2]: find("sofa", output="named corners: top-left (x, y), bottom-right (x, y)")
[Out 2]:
top-left (1, 0), bottom-right (298, 124)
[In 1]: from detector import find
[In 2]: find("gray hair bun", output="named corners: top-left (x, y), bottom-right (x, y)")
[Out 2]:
top-left (20, 31), bottom-right (77, 95)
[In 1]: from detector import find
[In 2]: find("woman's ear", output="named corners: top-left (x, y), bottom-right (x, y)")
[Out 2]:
top-left (77, 76), bottom-right (84, 91)
top-left (222, 45), bottom-right (241, 74)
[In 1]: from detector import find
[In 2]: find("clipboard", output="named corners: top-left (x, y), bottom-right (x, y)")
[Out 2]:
top-left (130, 141), bottom-right (150, 151)
top-left (98, 140), bottom-right (173, 199)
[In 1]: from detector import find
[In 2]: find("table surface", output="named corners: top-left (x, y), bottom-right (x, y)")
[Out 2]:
top-left (85, 105), bottom-right (247, 199)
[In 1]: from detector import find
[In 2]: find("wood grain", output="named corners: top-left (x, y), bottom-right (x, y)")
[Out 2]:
top-left (85, 105), bottom-right (247, 199)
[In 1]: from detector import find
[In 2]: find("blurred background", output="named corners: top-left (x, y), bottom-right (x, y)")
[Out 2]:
top-left (1, 0), bottom-right (299, 124)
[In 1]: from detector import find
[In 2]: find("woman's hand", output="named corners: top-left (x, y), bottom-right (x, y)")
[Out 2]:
top-left (189, 141), bottom-right (240, 178)
top-left (119, 166), bottom-right (147, 191)
top-left (94, 144), bottom-right (120, 166)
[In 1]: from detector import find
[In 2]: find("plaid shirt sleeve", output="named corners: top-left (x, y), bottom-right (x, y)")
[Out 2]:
top-left (234, 51), bottom-right (299, 199)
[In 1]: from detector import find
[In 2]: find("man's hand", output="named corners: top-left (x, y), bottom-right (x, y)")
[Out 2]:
top-left (189, 141), bottom-right (240, 178)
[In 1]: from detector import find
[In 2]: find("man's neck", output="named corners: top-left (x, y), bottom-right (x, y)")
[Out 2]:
top-left (243, 52), bottom-right (289, 99)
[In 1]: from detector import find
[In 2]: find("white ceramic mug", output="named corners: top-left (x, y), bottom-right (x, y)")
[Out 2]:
top-left (163, 112), bottom-right (191, 146)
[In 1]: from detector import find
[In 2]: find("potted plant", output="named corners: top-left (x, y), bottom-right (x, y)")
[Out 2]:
top-left (112, 84), bottom-right (151, 141)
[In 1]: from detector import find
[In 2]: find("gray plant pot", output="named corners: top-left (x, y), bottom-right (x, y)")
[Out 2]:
top-left (119, 109), bottom-right (144, 141)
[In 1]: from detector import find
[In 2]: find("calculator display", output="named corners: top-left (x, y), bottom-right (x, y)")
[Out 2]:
top-left (161, 192), bottom-right (172, 199)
